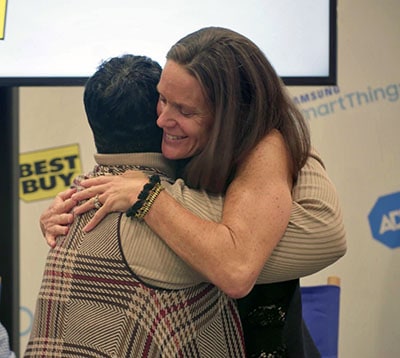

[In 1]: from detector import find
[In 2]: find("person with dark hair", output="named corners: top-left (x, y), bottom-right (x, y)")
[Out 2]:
top-left (25, 54), bottom-right (245, 357)
top-left (41, 28), bottom-right (346, 357)
top-left (84, 55), bottom-right (163, 154)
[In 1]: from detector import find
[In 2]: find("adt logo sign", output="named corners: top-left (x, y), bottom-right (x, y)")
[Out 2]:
top-left (368, 191), bottom-right (400, 249)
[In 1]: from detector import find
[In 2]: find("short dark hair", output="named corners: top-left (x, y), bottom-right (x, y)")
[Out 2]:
top-left (84, 54), bottom-right (163, 154)
top-left (167, 27), bottom-right (310, 193)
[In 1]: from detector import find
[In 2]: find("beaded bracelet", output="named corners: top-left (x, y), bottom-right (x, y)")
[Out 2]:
top-left (126, 174), bottom-right (164, 220)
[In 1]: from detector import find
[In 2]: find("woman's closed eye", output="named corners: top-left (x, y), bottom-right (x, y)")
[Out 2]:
top-left (179, 107), bottom-right (196, 117)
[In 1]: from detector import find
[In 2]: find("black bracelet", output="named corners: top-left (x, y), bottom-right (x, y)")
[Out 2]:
top-left (126, 174), bottom-right (164, 220)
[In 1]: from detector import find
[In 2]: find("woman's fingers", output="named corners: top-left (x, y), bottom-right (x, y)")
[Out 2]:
top-left (83, 206), bottom-right (108, 232)
top-left (40, 189), bottom-right (77, 247)
top-left (58, 187), bottom-right (77, 201)
top-left (72, 186), bottom-right (104, 202)
top-left (40, 208), bottom-right (75, 247)
top-left (70, 173), bottom-right (149, 230)
top-left (61, 197), bottom-right (78, 214)
top-left (80, 175), bottom-right (115, 187)
top-left (73, 196), bottom-right (98, 215)
top-left (45, 221), bottom-right (71, 248)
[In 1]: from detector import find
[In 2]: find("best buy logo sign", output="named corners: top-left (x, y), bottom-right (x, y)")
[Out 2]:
top-left (19, 144), bottom-right (82, 202)
top-left (368, 191), bottom-right (400, 249)
top-left (0, 0), bottom-right (6, 40)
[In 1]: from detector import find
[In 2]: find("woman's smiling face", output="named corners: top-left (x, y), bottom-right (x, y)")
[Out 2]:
top-left (156, 60), bottom-right (213, 160)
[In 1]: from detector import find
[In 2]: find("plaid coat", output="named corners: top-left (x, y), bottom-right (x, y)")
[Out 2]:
top-left (25, 165), bottom-right (245, 358)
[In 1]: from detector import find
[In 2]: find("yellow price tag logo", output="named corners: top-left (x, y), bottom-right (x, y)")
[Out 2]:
top-left (0, 0), bottom-right (6, 40)
top-left (19, 144), bottom-right (83, 202)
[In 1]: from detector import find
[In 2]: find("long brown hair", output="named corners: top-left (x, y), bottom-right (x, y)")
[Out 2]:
top-left (167, 27), bottom-right (310, 193)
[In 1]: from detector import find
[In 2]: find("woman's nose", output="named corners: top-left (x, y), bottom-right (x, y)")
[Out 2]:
top-left (157, 107), bottom-right (175, 128)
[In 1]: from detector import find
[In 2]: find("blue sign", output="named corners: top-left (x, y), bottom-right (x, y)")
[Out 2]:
top-left (368, 191), bottom-right (400, 248)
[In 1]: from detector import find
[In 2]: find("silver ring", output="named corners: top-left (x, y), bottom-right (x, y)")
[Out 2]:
top-left (93, 194), bottom-right (102, 209)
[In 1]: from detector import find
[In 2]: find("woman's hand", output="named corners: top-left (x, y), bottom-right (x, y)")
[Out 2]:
top-left (40, 188), bottom-right (77, 248)
top-left (71, 170), bottom-right (148, 232)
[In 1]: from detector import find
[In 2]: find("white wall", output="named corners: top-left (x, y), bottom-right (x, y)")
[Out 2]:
top-left (19, 0), bottom-right (400, 356)
top-left (19, 86), bottom-right (95, 349)
top-left (291, 1), bottom-right (400, 357)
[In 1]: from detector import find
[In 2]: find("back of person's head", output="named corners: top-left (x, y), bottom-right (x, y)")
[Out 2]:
top-left (167, 27), bottom-right (310, 193)
top-left (84, 54), bottom-right (163, 154)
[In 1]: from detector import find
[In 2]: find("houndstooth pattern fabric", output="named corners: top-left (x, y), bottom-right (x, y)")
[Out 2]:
top-left (0, 322), bottom-right (15, 358)
top-left (25, 208), bottom-right (245, 357)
